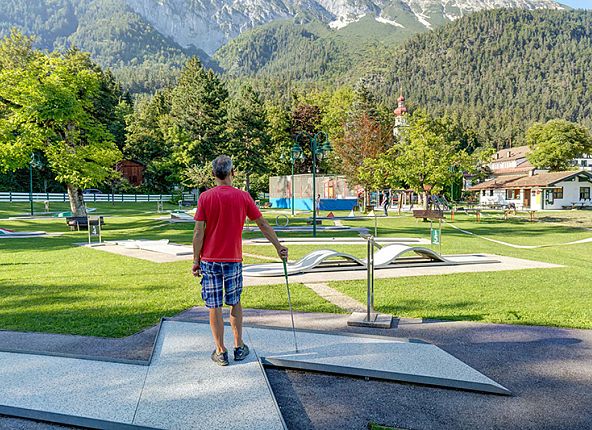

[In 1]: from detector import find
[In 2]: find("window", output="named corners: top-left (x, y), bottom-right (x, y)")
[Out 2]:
top-left (553, 187), bottom-right (563, 199)
top-left (581, 187), bottom-right (591, 200)
top-left (482, 190), bottom-right (486, 196)
top-left (506, 189), bottom-right (520, 200)
top-left (489, 189), bottom-right (494, 197)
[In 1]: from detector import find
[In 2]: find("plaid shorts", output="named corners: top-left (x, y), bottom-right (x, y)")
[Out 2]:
top-left (200, 261), bottom-right (243, 309)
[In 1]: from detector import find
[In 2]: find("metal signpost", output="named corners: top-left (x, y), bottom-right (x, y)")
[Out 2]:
top-left (347, 235), bottom-right (392, 329)
top-left (88, 217), bottom-right (102, 245)
top-left (430, 219), bottom-right (442, 255)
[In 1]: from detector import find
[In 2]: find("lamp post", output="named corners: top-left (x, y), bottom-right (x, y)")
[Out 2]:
top-left (29, 153), bottom-right (41, 216)
top-left (293, 131), bottom-right (332, 237)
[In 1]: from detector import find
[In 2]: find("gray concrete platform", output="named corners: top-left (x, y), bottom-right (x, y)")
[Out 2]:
top-left (2, 309), bottom-right (591, 430)
top-left (0, 320), bottom-right (285, 430)
top-left (243, 254), bottom-right (562, 285)
top-left (0, 319), bottom-right (509, 429)
top-left (247, 326), bottom-right (509, 395)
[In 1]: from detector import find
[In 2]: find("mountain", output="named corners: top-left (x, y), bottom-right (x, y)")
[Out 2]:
top-left (124, 0), bottom-right (564, 55)
top-left (0, 0), bottom-right (216, 92)
top-left (380, 9), bottom-right (592, 146)
top-left (0, 0), bottom-right (569, 93)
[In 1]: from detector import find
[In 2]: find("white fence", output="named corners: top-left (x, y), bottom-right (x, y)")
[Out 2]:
top-left (0, 192), bottom-right (197, 203)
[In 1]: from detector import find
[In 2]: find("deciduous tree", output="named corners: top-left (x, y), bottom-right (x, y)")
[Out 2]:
top-left (527, 119), bottom-right (592, 171)
top-left (0, 31), bottom-right (121, 215)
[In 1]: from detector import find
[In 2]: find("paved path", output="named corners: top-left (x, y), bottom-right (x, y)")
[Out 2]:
top-left (303, 283), bottom-right (365, 312)
top-left (243, 254), bottom-right (561, 286)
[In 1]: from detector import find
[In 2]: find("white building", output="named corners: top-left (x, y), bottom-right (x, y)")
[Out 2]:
top-left (469, 170), bottom-right (592, 210)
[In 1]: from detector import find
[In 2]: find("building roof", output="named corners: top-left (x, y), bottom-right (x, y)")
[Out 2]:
top-left (469, 171), bottom-right (592, 191)
top-left (492, 165), bottom-right (535, 176)
top-left (504, 171), bottom-right (591, 188)
top-left (468, 175), bottom-right (526, 191)
top-left (491, 145), bottom-right (531, 163)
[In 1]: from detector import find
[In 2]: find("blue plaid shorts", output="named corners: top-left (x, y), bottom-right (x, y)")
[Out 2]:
top-left (200, 261), bottom-right (243, 308)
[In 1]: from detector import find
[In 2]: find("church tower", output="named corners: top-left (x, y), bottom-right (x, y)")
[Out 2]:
top-left (393, 89), bottom-right (408, 136)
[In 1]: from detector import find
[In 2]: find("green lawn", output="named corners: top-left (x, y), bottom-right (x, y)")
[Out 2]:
top-left (331, 212), bottom-right (592, 329)
top-left (1, 204), bottom-right (591, 335)
top-left (0, 207), bottom-right (342, 337)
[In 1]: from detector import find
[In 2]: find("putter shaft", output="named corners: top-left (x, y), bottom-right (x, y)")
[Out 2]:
top-left (282, 259), bottom-right (298, 353)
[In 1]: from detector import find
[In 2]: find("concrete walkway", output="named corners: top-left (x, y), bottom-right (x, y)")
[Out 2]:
top-left (303, 283), bottom-right (365, 312)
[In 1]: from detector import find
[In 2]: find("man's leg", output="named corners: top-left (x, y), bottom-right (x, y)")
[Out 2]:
top-left (229, 302), bottom-right (243, 348)
top-left (201, 262), bottom-right (226, 354)
top-left (209, 307), bottom-right (226, 353)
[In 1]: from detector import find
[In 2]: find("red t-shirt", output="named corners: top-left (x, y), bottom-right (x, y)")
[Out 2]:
top-left (194, 186), bottom-right (262, 262)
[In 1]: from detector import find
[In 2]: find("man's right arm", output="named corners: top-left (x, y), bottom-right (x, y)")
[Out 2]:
top-left (254, 216), bottom-right (288, 260)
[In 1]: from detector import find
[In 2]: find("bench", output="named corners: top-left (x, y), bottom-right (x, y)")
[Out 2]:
top-left (66, 216), bottom-right (104, 231)
top-left (412, 210), bottom-right (444, 220)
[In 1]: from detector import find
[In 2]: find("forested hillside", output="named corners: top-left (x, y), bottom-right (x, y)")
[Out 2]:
top-left (215, 17), bottom-right (403, 82)
top-left (0, 0), bottom-right (214, 92)
top-left (380, 9), bottom-right (592, 146)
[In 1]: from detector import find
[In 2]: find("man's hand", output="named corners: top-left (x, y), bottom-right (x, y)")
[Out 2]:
top-left (276, 245), bottom-right (288, 261)
top-left (191, 261), bottom-right (201, 277)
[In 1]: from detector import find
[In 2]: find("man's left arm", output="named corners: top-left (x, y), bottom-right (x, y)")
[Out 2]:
top-left (192, 221), bottom-right (205, 277)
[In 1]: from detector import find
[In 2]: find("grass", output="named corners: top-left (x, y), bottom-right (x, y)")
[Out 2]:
top-left (330, 212), bottom-right (592, 329)
top-left (1, 203), bottom-right (592, 335)
top-left (0, 207), bottom-right (342, 337)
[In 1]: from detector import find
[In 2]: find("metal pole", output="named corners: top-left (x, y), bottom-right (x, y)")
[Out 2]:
top-left (29, 160), bottom-right (34, 216)
top-left (291, 157), bottom-right (295, 216)
top-left (282, 259), bottom-right (298, 353)
top-left (366, 235), bottom-right (375, 321)
top-left (312, 139), bottom-right (317, 238)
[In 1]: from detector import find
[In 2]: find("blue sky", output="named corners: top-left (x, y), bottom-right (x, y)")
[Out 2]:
top-left (560, 0), bottom-right (592, 8)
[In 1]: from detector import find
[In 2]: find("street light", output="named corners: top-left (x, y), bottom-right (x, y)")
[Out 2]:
top-left (292, 131), bottom-right (332, 237)
top-left (29, 153), bottom-right (42, 216)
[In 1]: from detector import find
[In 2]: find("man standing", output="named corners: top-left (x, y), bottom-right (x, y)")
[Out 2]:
top-left (192, 155), bottom-right (288, 366)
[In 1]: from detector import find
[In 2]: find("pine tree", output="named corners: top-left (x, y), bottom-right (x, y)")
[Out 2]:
top-left (169, 57), bottom-right (228, 170)
top-left (226, 84), bottom-right (270, 195)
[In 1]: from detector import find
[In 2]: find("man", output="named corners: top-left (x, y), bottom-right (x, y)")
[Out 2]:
top-left (382, 190), bottom-right (390, 217)
top-left (192, 155), bottom-right (288, 366)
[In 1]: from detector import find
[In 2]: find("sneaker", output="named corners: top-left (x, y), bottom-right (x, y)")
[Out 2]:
top-left (211, 349), bottom-right (229, 366)
top-left (234, 343), bottom-right (250, 361)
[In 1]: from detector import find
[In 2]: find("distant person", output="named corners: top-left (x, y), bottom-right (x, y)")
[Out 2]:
top-left (381, 191), bottom-right (390, 216)
top-left (192, 155), bottom-right (288, 366)
top-left (315, 193), bottom-right (321, 217)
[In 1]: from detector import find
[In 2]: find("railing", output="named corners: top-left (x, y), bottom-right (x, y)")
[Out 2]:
top-left (0, 192), bottom-right (197, 203)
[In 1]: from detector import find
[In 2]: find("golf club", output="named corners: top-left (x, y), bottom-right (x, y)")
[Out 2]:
top-left (282, 257), bottom-right (299, 353)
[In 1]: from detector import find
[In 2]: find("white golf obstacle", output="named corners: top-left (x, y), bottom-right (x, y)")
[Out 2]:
top-left (114, 239), bottom-right (193, 256)
top-left (0, 228), bottom-right (46, 238)
top-left (243, 244), bottom-right (452, 277)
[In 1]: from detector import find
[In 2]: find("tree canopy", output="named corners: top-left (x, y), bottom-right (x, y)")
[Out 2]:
top-left (527, 119), bottom-right (592, 171)
top-left (0, 30), bottom-right (122, 214)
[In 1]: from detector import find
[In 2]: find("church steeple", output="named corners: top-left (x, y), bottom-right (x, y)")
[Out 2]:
top-left (393, 87), bottom-right (408, 136)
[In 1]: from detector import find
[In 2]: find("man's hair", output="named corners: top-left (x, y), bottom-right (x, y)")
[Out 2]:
top-left (212, 155), bottom-right (233, 180)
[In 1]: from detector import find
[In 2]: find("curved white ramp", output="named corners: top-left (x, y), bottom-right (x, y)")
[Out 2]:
top-left (373, 244), bottom-right (452, 268)
top-left (243, 249), bottom-right (364, 277)
top-left (243, 245), bottom-right (452, 277)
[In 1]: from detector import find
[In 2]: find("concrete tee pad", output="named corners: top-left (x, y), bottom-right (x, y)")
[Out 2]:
top-left (0, 320), bottom-right (510, 429)
top-left (247, 327), bottom-right (510, 395)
